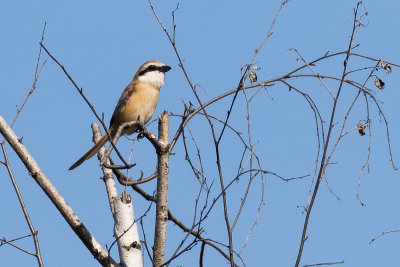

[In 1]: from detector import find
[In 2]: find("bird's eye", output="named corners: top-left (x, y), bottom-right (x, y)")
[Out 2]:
top-left (137, 64), bottom-right (160, 77)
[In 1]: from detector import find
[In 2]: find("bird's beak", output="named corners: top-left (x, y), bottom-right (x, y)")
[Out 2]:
top-left (160, 65), bottom-right (171, 73)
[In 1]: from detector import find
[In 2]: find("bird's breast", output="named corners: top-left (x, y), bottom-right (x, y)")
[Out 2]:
top-left (118, 84), bottom-right (160, 135)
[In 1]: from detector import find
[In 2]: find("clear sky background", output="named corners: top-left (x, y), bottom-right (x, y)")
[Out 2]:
top-left (1, 0), bottom-right (399, 266)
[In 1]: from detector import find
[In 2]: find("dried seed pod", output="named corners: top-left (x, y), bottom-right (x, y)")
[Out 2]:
top-left (249, 70), bottom-right (257, 84)
top-left (357, 122), bottom-right (366, 136)
top-left (374, 77), bottom-right (385, 90)
top-left (380, 60), bottom-right (392, 74)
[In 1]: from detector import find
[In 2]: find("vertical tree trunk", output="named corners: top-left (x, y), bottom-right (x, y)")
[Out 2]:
top-left (153, 111), bottom-right (169, 267)
top-left (93, 124), bottom-right (143, 267)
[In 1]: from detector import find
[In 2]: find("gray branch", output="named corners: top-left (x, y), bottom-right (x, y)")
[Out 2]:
top-left (0, 115), bottom-right (117, 267)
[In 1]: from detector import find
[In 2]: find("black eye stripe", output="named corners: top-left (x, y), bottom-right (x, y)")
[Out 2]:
top-left (138, 65), bottom-right (162, 76)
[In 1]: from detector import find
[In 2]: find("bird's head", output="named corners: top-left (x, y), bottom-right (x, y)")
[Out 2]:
top-left (135, 60), bottom-right (171, 88)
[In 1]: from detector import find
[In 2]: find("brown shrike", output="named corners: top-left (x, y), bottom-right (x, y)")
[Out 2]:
top-left (69, 60), bottom-right (171, 170)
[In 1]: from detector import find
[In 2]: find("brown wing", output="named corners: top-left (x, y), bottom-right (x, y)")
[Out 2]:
top-left (109, 82), bottom-right (135, 128)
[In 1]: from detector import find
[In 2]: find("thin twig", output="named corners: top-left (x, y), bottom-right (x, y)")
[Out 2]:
top-left (291, 48), bottom-right (336, 99)
top-left (1, 142), bottom-right (44, 266)
top-left (0, 237), bottom-right (36, 256)
top-left (39, 42), bottom-right (131, 168)
top-left (11, 23), bottom-right (47, 128)
top-left (369, 230), bottom-right (400, 244)
top-left (302, 260), bottom-right (344, 267)
top-left (0, 234), bottom-right (32, 246)
top-left (295, 4), bottom-right (365, 266)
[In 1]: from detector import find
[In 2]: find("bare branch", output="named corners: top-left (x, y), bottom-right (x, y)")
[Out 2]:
top-left (302, 260), bottom-right (344, 267)
top-left (39, 42), bottom-right (129, 166)
top-left (1, 142), bottom-right (44, 266)
top-left (11, 22), bottom-right (47, 128)
top-left (0, 115), bottom-right (118, 267)
top-left (295, 4), bottom-right (366, 266)
top-left (0, 237), bottom-right (36, 256)
top-left (369, 230), bottom-right (400, 244)
top-left (290, 48), bottom-right (336, 99)
top-left (250, 0), bottom-right (289, 65)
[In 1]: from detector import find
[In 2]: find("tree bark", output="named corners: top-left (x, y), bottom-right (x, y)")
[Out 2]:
top-left (153, 111), bottom-right (169, 267)
top-left (93, 124), bottom-right (143, 267)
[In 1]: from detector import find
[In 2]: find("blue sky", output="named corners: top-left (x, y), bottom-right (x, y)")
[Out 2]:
top-left (1, 0), bottom-right (399, 266)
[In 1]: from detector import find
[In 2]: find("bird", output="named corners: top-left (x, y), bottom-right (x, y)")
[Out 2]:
top-left (69, 60), bottom-right (171, 170)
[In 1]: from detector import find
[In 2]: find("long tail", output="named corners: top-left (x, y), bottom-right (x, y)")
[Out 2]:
top-left (69, 130), bottom-right (112, 170)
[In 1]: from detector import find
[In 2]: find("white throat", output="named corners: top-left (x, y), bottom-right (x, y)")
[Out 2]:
top-left (137, 71), bottom-right (165, 88)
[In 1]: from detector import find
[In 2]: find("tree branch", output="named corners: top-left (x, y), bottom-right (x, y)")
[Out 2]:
top-left (0, 115), bottom-right (118, 267)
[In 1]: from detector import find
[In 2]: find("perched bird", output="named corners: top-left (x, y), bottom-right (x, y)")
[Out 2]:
top-left (69, 60), bottom-right (171, 170)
